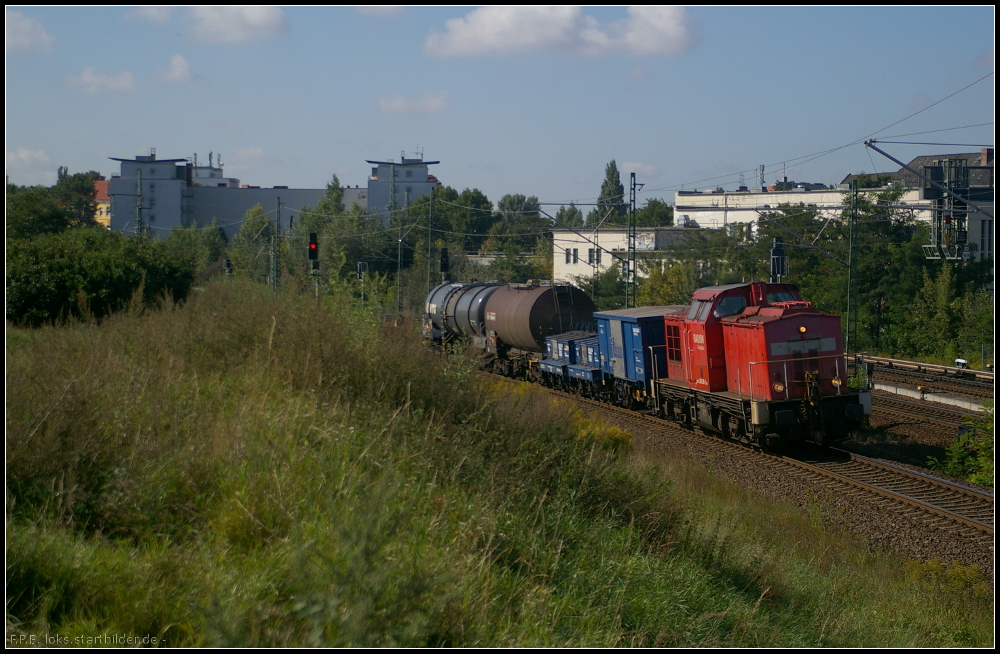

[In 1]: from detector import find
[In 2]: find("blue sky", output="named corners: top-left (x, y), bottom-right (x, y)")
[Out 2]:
top-left (6, 6), bottom-right (994, 207)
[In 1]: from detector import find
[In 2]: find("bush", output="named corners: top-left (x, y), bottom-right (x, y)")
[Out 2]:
top-left (6, 228), bottom-right (194, 326)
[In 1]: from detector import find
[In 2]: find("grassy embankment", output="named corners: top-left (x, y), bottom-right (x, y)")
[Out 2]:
top-left (6, 280), bottom-right (992, 646)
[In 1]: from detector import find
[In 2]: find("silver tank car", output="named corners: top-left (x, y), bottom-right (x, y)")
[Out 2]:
top-left (484, 283), bottom-right (596, 352)
top-left (425, 282), bottom-right (500, 340)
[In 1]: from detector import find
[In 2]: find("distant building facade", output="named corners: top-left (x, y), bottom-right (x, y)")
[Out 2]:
top-left (107, 150), bottom-right (371, 240)
top-left (674, 150), bottom-right (993, 263)
top-left (552, 226), bottom-right (701, 283)
top-left (93, 179), bottom-right (111, 228)
top-left (366, 156), bottom-right (441, 224)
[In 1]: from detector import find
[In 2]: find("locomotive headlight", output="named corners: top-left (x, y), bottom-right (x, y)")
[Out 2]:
top-left (798, 326), bottom-right (807, 333)
top-left (772, 381), bottom-right (785, 392)
top-left (831, 377), bottom-right (842, 386)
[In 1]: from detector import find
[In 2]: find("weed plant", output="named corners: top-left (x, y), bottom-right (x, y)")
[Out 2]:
top-left (6, 279), bottom-right (993, 646)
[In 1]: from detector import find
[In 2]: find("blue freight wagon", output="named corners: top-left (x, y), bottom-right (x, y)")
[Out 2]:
top-left (593, 307), bottom-right (673, 405)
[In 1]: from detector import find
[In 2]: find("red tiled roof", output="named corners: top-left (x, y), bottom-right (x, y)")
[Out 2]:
top-left (94, 179), bottom-right (110, 201)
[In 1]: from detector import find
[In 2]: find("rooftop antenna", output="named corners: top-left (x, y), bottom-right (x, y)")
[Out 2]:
top-left (401, 149), bottom-right (406, 161)
top-left (209, 151), bottom-right (213, 168)
top-left (759, 164), bottom-right (765, 191)
top-left (194, 153), bottom-right (198, 167)
top-left (150, 147), bottom-right (156, 158)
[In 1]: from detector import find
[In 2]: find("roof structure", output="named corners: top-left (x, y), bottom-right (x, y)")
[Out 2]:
top-left (841, 149), bottom-right (993, 187)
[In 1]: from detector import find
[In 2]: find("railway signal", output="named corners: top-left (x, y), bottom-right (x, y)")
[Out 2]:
top-left (308, 233), bottom-right (318, 260)
top-left (440, 247), bottom-right (450, 282)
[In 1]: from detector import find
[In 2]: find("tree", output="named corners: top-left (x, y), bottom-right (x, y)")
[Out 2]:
top-left (555, 203), bottom-right (584, 228)
top-left (315, 173), bottom-right (345, 217)
top-left (229, 204), bottom-right (275, 283)
top-left (637, 260), bottom-right (694, 306)
top-left (6, 170), bottom-right (104, 240)
top-left (588, 160), bottom-right (626, 226)
top-left (487, 194), bottom-right (547, 252)
top-left (635, 198), bottom-right (673, 227)
top-left (162, 219), bottom-right (228, 281)
top-left (575, 263), bottom-right (626, 311)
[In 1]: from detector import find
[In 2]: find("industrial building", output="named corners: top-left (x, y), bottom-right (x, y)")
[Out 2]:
top-left (106, 149), bottom-right (442, 239)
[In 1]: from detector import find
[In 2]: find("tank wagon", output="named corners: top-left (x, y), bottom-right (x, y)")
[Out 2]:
top-left (425, 280), bottom-right (870, 448)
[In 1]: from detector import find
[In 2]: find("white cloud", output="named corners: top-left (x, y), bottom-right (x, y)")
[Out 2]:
top-left (6, 10), bottom-right (55, 53)
top-left (6, 147), bottom-right (51, 169)
top-left (125, 6), bottom-right (175, 23)
top-left (621, 161), bottom-right (661, 178)
top-left (423, 6), bottom-right (698, 58)
top-left (185, 7), bottom-right (288, 44)
top-left (6, 148), bottom-right (55, 185)
top-left (66, 66), bottom-right (137, 93)
top-left (378, 91), bottom-right (449, 115)
top-left (161, 54), bottom-right (194, 83)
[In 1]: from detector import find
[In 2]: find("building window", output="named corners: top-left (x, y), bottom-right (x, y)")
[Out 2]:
top-left (572, 249), bottom-right (578, 264)
top-left (565, 248), bottom-right (571, 264)
top-left (596, 249), bottom-right (602, 265)
top-left (588, 249), bottom-right (594, 264)
top-left (405, 170), bottom-right (412, 178)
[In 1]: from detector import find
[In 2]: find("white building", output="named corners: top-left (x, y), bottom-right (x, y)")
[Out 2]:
top-left (673, 185), bottom-right (933, 231)
top-left (552, 226), bottom-right (700, 283)
top-left (674, 149), bottom-right (994, 264)
top-left (366, 156), bottom-right (441, 224)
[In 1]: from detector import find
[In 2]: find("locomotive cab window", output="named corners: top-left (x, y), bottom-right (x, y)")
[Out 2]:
top-left (767, 291), bottom-right (799, 303)
top-left (713, 295), bottom-right (747, 318)
top-left (687, 299), bottom-right (710, 320)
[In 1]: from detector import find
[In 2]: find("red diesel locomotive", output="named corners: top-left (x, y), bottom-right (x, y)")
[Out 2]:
top-left (653, 281), bottom-right (870, 447)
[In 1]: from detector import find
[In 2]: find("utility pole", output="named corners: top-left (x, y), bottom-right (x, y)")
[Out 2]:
top-left (396, 215), bottom-right (403, 315)
top-left (845, 188), bottom-right (856, 354)
top-left (135, 169), bottom-right (144, 237)
top-left (627, 173), bottom-right (643, 308)
top-left (427, 187), bottom-right (434, 295)
top-left (270, 197), bottom-right (281, 290)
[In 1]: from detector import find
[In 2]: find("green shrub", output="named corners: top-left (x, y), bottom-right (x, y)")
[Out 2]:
top-left (6, 227), bottom-right (194, 326)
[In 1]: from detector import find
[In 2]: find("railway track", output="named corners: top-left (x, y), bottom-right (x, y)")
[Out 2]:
top-left (871, 394), bottom-right (980, 431)
top-left (488, 374), bottom-right (994, 544)
top-left (858, 354), bottom-right (994, 400)
top-left (786, 448), bottom-right (993, 540)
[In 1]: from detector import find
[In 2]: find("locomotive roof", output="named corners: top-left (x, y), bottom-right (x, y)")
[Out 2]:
top-left (593, 305), bottom-right (688, 320)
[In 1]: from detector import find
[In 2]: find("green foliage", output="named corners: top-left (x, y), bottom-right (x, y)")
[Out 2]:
top-left (555, 203), bottom-right (584, 228)
top-left (575, 263), bottom-right (627, 311)
top-left (162, 220), bottom-right (228, 281)
top-left (927, 402), bottom-right (993, 487)
top-left (6, 170), bottom-right (104, 239)
top-left (5, 227), bottom-right (194, 326)
top-left (637, 260), bottom-right (695, 306)
top-left (588, 160), bottom-right (626, 226)
top-left (487, 194), bottom-right (549, 252)
top-left (635, 197), bottom-right (673, 227)
top-left (483, 238), bottom-right (552, 285)
top-left (229, 204), bottom-right (276, 283)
